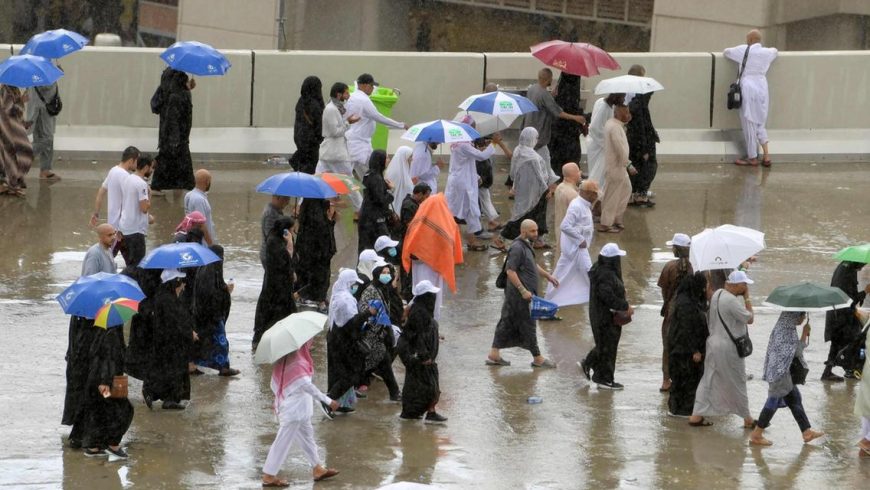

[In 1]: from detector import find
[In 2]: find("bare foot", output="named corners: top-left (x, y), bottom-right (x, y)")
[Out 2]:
top-left (802, 429), bottom-right (825, 443)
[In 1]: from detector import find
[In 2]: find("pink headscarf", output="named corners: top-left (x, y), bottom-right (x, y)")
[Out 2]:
top-left (175, 211), bottom-right (207, 232)
top-left (271, 340), bottom-right (314, 411)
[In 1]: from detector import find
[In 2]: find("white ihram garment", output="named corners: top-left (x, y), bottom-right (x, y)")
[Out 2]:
top-left (586, 97), bottom-right (614, 192)
top-left (545, 196), bottom-right (594, 306)
top-left (724, 43), bottom-right (778, 159)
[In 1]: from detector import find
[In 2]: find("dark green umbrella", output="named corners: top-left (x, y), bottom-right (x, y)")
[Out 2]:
top-left (832, 243), bottom-right (870, 264)
top-left (763, 282), bottom-right (851, 312)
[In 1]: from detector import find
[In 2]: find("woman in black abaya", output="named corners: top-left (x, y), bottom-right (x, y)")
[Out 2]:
top-left (144, 270), bottom-right (194, 409)
top-left (358, 263), bottom-right (402, 401)
top-left (397, 282), bottom-right (445, 423)
top-left (550, 73), bottom-right (583, 178)
top-left (81, 326), bottom-right (134, 457)
top-left (253, 217), bottom-right (297, 349)
top-left (667, 272), bottom-right (709, 417)
top-left (194, 245), bottom-right (239, 376)
top-left (152, 68), bottom-right (194, 191)
top-left (289, 76), bottom-right (325, 174)
top-left (358, 150), bottom-right (393, 253)
top-left (294, 198), bottom-right (336, 312)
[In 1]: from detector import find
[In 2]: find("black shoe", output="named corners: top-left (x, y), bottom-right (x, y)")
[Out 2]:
top-left (68, 438), bottom-right (82, 449)
top-left (319, 402), bottom-right (335, 420)
top-left (399, 413), bottom-right (422, 421)
top-left (143, 388), bottom-right (153, 410)
top-left (162, 401), bottom-right (186, 410)
top-left (424, 412), bottom-right (448, 424)
top-left (336, 406), bottom-right (356, 414)
top-left (83, 448), bottom-right (107, 458)
top-left (105, 447), bottom-right (128, 460)
top-left (389, 393), bottom-right (402, 402)
top-left (578, 360), bottom-right (591, 381)
top-left (596, 380), bottom-right (624, 390)
top-left (821, 373), bottom-right (845, 382)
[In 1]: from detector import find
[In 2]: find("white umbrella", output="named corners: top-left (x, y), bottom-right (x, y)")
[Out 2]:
top-left (690, 224), bottom-right (765, 271)
top-left (594, 75), bottom-right (664, 95)
top-left (452, 111), bottom-right (519, 136)
top-left (253, 311), bottom-right (328, 364)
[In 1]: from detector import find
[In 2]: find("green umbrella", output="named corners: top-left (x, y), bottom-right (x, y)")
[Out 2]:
top-left (763, 282), bottom-right (852, 312)
top-left (832, 243), bottom-right (870, 264)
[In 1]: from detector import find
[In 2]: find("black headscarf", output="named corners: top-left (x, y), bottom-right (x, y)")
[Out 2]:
top-left (193, 245), bottom-right (230, 324)
top-left (296, 76), bottom-right (324, 115)
top-left (554, 73), bottom-right (582, 113)
top-left (367, 149), bottom-right (388, 175)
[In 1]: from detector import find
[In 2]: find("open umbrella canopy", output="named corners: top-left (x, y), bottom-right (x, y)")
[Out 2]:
top-left (452, 111), bottom-right (518, 136)
top-left (139, 242), bottom-right (222, 269)
top-left (763, 282), bottom-right (852, 312)
top-left (401, 119), bottom-right (481, 144)
top-left (319, 172), bottom-right (362, 194)
top-left (56, 272), bottom-right (145, 319)
top-left (458, 91), bottom-right (538, 117)
top-left (256, 172), bottom-right (338, 199)
top-left (0, 55), bottom-right (64, 88)
top-left (21, 29), bottom-right (89, 59)
top-left (690, 224), bottom-right (765, 271)
top-left (530, 40), bottom-right (620, 77)
top-left (94, 298), bottom-right (140, 328)
top-left (160, 41), bottom-right (231, 76)
top-left (594, 74), bottom-right (664, 95)
top-left (254, 311), bottom-right (328, 364)
top-left (832, 243), bottom-right (870, 264)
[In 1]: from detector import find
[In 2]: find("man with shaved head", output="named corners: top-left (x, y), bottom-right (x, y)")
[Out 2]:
top-left (546, 180), bottom-right (598, 309)
top-left (83, 223), bottom-right (118, 276)
top-left (725, 29), bottom-right (778, 166)
top-left (184, 168), bottom-right (216, 245)
top-left (552, 162), bottom-right (582, 263)
top-left (487, 219), bottom-right (560, 368)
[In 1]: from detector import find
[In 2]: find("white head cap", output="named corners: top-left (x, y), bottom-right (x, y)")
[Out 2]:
top-left (358, 249), bottom-right (380, 263)
top-left (727, 270), bottom-right (754, 285)
top-left (666, 233), bottom-right (691, 247)
top-left (374, 235), bottom-right (399, 252)
top-left (161, 268), bottom-right (186, 284)
top-left (412, 280), bottom-right (441, 296)
top-left (600, 243), bottom-right (627, 258)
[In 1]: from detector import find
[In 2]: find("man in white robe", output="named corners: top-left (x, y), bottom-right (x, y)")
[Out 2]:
top-left (345, 73), bottom-right (407, 181)
top-left (586, 93), bottom-right (624, 193)
top-left (545, 180), bottom-right (598, 307)
top-left (410, 141), bottom-right (442, 192)
top-left (316, 83), bottom-right (362, 210)
top-left (724, 30), bottom-right (778, 167)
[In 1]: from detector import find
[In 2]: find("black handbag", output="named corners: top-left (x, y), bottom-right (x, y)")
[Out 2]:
top-left (715, 291), bottom-right (753, 358)
top-left (495, 257), bottom-right (507, 289)
top-left (727, 44), bottom-right (752, 110)
top-left (36, 86), bottom-right (62, 116)
top-left (789, 356), bottom-right (809, 385)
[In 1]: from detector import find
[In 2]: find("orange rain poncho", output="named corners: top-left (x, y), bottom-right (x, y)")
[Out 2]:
top-left (401, 193), bottom-right (464, 292)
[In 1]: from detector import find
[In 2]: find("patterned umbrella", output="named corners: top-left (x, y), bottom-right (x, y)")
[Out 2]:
top-left (94, 298), bottom-right (140, 328)
top-left (319, 172), bottom-right (362, 194)
top-left (530, 40), bottom-right (620, 77)
top-left (401, 119), bottom-right (480, 144)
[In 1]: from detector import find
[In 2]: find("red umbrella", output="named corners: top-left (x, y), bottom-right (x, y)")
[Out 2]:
top-left (530, 40), bottom-right (620, 77)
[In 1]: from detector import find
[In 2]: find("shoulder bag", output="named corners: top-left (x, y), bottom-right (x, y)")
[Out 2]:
top-left (789, 357), bottom-right (809, 385)
top-left (715, 290), bottom-right (753, 358)
top-left (727, 44), bottom-right (752, 110)
top-left (36, 86), bottom-right (62, 116)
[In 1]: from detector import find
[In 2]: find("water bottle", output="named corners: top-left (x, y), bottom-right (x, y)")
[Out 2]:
top-left (527, 396), bottom-right (543, 404)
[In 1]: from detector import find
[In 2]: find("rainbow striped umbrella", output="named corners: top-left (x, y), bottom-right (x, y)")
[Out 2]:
top-left (94, 298), bottom-right (140, 329)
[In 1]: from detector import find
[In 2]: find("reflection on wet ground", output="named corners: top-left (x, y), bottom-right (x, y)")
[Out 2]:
top-left (1, 160), bottom-right (869, 489)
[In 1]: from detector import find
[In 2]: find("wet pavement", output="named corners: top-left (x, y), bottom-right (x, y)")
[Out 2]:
top-left (1, 159), bottom-right (869, 489)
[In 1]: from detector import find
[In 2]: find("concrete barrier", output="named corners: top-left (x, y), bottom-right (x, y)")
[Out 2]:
top-left (251, 50), bottom-right (485, 127)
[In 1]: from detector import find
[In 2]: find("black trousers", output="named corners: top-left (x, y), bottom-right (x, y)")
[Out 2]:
top-left (757, 388), bottom-right (811, 432)
top-left (585, 320), bottom-right (622, 384)
top-left (629, 149), bottom-right (658, 195)
top-left (120, 233), bottom-right (146, 267)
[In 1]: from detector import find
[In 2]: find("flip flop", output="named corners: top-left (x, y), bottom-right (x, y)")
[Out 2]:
top-left (313, 469), bottom-right (339, 482)
top-left (490, 244), bottom-right (507, 252)
top-left (467, 244), bottom-right (488, 252)
top-left (485, 357), bottom-right (511, 366)
top-left (262, 479), bottom-right (290, 487)
top-left (39, 172), bottom-right (61, 180)
top-left (761, 159), bottom-right (772, 167)
top-left (689, 418), bottom-right (713, 427)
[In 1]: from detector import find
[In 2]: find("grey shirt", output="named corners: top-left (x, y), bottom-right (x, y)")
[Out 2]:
top-left (506, 238), bottom-right (539, 295)
top-left (184, 188), bottom-right (217, 243)
top-left (260, 203), bottom-right (284, 265)
top-left (26, 83), bottom-right (57, 137)
top-left (81, 243), bottom-right (116, 276)
top-left (523, 83), bottom-right (563, 149)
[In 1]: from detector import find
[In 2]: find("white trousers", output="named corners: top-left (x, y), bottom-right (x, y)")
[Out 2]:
top-left (740, 117), bottom-right (768, 159)
top-left (861, 416), bottom-right (870, 440)
top-left (262, 410), bottom-right (321, 475)
top-left (479, 187), bottom-right (499, 221)
top-left (316, 159), bottom-right (363, 211)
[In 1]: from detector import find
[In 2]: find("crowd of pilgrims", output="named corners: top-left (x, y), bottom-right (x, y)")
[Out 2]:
top-left (59, 69), bottom-right (870, 481)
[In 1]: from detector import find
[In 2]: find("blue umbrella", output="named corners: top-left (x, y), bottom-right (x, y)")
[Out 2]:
top-left (21, 29), bottom-right (89, 59)
top-left (256, 172), bottom-right (338, 199)
top-left (400, 119), bottom-right (481, 144)
top-left (139, 242), bottom-right (222, 269)
top-left (458, 91), bottom-right (538, 116)
top-left (366, 300), bottom-right (393, 327)
top-left (0, 55), bottom-right (64, 88)
top-left (160, 41), bottom-right (231, 76)
top-left (56, 272), bottom-right (145, 319)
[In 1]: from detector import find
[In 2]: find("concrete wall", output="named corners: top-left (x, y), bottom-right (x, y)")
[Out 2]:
top-left (177, 0), bottom-right (279, 50)
top-left (251, 51), bottom-right (485, 127)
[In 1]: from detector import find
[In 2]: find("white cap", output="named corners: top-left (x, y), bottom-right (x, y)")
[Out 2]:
top-left (372, 260), bottom-right (390, 271)
top-left (600, 243), bottom-right (627, 258)
top-left (413, 280), bottom-right (441, 296)
top-left (358, 249), bottom-right (380, 263)
top-left (374, 235), bottom-right (399, 252)
top-left (161, 268), bottom-right (186, 284)
top-left (666, 233), bottom-right (691, 247)
top-left (727, 270), bottom-right (754, 284)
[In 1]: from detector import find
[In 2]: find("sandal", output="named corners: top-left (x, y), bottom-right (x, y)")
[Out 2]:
top-left (39, 172), bottom-right (60, 180)
top-left (688, 418), bottom-right (713, 427)
top-left (262, 479), bottom-right (290, 487)
top-left (761, 159), bottom-right (772, 167)
top-left (313, 469), bottom-right (339, 482)
top-left (219, 368), bottom-right (241, 377)
top-left (485, 357), bottom-right (511, 366)
top-left (531, 359), bottom-right (557, 369)
top-left (490, 243), bottom-right (507, 252)
top-left (750, 437), bottom-right (773, 446)
top-left (467, 243), bottom-right (488, 252)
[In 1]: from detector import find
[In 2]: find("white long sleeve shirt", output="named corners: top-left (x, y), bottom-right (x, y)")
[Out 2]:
top-left (345, 90), bottom-right (404, 163)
